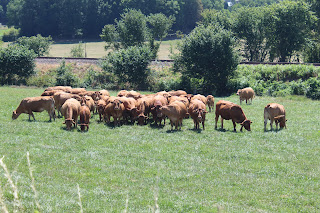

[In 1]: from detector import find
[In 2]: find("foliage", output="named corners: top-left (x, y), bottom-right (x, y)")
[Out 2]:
top-left (232, 7), bottom-right (268, 62)
top-left (303, 40), bottom-right (320, 63)
top-left (101, 45), bottom-right (153, 89)
top-left (55, 60), bottom-right (80, 87)
top-left (0, 44), bottom-right (36, 84)
top-left (14, 34), bottom-right (53, 56)
top-left (1, 27), bottom-right (20, 42)
top-left (70, 42), bottom-right (84, 58)
top-left (200, 9), bottom-right (232, 30)
top-left (306, 77), bottom-right (320, 100)
top-left (202, 0), bottom-right (224, 10)
top-left (173, 24), bottom-right (239, 95)
top-left (263, 1), bottom-right (316, 62)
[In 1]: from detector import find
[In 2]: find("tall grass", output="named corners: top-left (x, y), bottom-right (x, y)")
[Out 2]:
top-left (0, 86), bottom-right (319, 212)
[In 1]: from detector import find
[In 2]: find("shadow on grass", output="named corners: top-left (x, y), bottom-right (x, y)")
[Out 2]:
top-left (188, 128), bottom-right (203, 133)
top-left (264, 128), bottom-right (285, 133)
top-left (149, 123), bottom-right (165, 129)
top-left (166, 129), bottom-right (182, 133)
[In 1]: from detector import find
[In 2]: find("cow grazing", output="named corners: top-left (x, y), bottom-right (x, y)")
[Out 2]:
top-left (264, 103), bottom-right (287, 131)
top-left (53, 92), bottom-right (81, 117)
top-left (151, 95), bottom-right (167, 125)
top-left (160, 101), bottom-right (187, 130)
top-left (61, 98), bottom-right (81, 130)
top-left (215, 100), bottom-right (252, 132)
top-left (104, 99), bottom-right (125, 126)
top-left (237, 87), bottom-right (255, 104)
top-left (79, 104), bottom-right (91, 132)
top-left (206, 95), bottom-right (215, 112)
top-left (188, 99), bottom-right (207, 130)
top-left (12, 96), bottom-right (56, 122)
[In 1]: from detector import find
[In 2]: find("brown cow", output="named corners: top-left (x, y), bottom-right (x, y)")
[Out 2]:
top-left (215, 100), bottom-right (252, 132)
top-left (237, 87), bottom-right (255, 104)
top-left (117, 90), bottom-right (129, 97)
top-left (264, 103), bottom-right (287, 131)
top-left (96, 99), bottom-right (107, 122)
top-left (118, 97), bottom-right (138, 123)
top-left (61, 98), bottom-right (81, 130)
top-left (188, 99), bottom-right (207, 130)
top-left (70, 88), bottom-right (86, 94)
top-left (135, 96), bottom-right (153, 125)
top-left (126, 90), bottom-right (142, 100)
top-left (41, 90), bottom-right (61, 96)
top-left (53, 92), bottom-right (81, 117)
top-left (206, 95), bottom-right (215, 112)
top-left (83, 95), bottom-right (95, 114)
top-left (168, 90), bottom-right (187, 96)
top-left (104, 99), bottom-right (125, 126)
top-left (12, 96), bottom-right (56, 122)
top-left (79, 104), bottom-right (91, 132)
top-left (150, 95), bottom-right (167, 125)
top-left (44, 86), bottom-right (72, 93)
top-left (160, 101), bottom-right (187, 130)
top-left (191, 94), bottom-right (207, 105)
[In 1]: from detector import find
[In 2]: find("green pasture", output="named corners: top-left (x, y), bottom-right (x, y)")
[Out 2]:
top-left (49, 40), bottom-right (179, 59)
top-left (0, 86), bottom-right (319, 212)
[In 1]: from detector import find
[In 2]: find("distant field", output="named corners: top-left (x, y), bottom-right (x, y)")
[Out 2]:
top-left (1, 86), bottom-right (319, 212)
top-left (0, 26), bottom-right (9, 37)
top-left (49, 40), bottom-right (179, 59)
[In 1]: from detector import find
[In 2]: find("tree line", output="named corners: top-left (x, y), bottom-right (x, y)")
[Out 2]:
top-left (0, 0), bottom-right (279, 39)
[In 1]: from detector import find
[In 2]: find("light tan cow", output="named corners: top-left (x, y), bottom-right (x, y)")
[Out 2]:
top-left (237, 87), bottom-right (255, 104)
top-left (160, 101), bottom-right (187, 130)
top-left (206, 95), bottom-right (215, 112)
top-left (12, 96), bottom-right (56, 122)
top-left (61, 98), bottom-right (81, 130)
top-left (188, 99), bottom-right (207, 130)
top-left (264, 103), bottom-right (287, 131)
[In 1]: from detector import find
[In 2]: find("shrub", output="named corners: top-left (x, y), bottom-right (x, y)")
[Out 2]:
top-left (289, 80), bottom-right (306, 96)
top-left (101, 45), bottom-right (153, 90)
top-left (56, 60), bottom-right (80, 87)
top-left (26, 69), bottom-right (57, 87)
top-left (0, 44), bottom-right (36, 85)
top-left (70, 42), bottom-right (84, 58)
top-left (306, 77), bottom-right (320, 100)
top-left (15, 34), bottom-right (53, 56)
top-left (1, 27), bottom-right (20, 42)
top-left (173, 24), bottom-right (239, 95)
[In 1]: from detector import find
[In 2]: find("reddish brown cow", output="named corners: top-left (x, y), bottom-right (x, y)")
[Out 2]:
top-left (44, 86), bottom-right (72, 93)
top-left (264, 103), bottom-right (287, 131)
top-left (53, 92), bottom-right (81, 117)
top-left (41, 90), bottom-right (61, 96)
top-left (70, 88), bottom-right (86, 94)
top-left (191, 94), bottom-right (207, 105)
top-left (12, 96), bottom-right (56, 122)
top-left (104, 99), bottom-right (125, 126)
top-left (117, 97), bottom-right (138, 123)
top-left (188, 99), bottom-right (207, 130)
top-left (206, 95), bottom-right (215, 112)
top-left (79, 104), bottom-right (91, 132)
top-left (168, 90), bottom-right (187, 96)
top-left (151, 95), bottom-right (167, 125)
top-left (135, 96), bottom-right (153, 125)
top-left (117, 90), bottom-right (129, 97)
top-left (61, 98), bottom-right (81, 130)
top-left (96, 99), bottom-right (107, 121)
top-left (215, 100), bottom-right (252, 132)
top-left (237, 87), bottom-right (255, 104)
top-left (160, 101), bottom-right (187, 130)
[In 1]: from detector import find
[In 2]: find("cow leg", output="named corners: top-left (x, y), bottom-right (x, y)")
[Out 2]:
top-left (264, 118), bottom-right (268, 131)
top-left (215, 114), bottom-right (219, 129)
top-left (170, 120), bottom-right (173, 130)
top-left (202, 120), bottom-right (205, 130)
top-left (232, 120), bottom-right (237, 132)
top-left (270, 119), bottom-right (273, 130)
top-left (221, 117), bottom-right (224, 129)
top-left (29, 112), bottom-right (35, 121)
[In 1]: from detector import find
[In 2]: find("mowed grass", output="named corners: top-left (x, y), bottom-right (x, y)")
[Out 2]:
top-left (49, 40), bottom-right (179, 59)
top-left (0, 86), bottom-right (319, 212)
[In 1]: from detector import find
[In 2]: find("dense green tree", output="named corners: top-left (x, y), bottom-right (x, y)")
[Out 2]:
top-left (0, 44), bottom-right (36, 84)
top-left (173, 24), bottom-right (239, 95)
top-left (202, 0), bottom-right (224, 10)
top-left (200, 9), bottom-right (232, 30)
top-left (264, 1), bottom-right (316, 62)
top-left (15, 34), bottom-right (53, 56)
top-left (233, 6), bottom-right (268, 61)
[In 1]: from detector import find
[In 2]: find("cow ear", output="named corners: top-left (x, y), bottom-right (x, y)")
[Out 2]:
top-left (119, 100), bottom-right (123, 104)
top-left (250, 121), bottom-right (252, 124)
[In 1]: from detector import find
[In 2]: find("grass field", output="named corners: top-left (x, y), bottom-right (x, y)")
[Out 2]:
top-left (49, 40), bottom-right (179, 59)
top-left (0, 86), bottom-right (319, 212)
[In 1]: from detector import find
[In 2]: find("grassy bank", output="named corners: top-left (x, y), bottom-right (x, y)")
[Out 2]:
top-left (0, 86), bottom-right (319, 212)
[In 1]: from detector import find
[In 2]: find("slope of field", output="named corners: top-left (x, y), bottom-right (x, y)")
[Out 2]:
top-left (0, 86), bottom-right (319, 212)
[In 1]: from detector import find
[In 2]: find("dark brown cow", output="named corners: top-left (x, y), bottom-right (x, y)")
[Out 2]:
top-left (264, 103), bottom-right (287, 131)
top-left (215, 100), bottom-right (252, 132)
top-left (12, 96), bottom-right (56, 122)
top-left (188, 99), bottom-right (207, 130)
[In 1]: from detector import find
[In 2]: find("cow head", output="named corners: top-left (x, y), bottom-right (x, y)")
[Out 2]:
top-left (236, 89), bottom-right (242, 96)
top-left (138, 113), bottom-right (148, 125)
top-left (240, 120), bottom-right (252, 131)
top-left (12, 111), bottom-right (18, 120)
top-left (63, 119), bottom-right (75, 130)
top-left (80, 124), bottom-right (88, 132)
top-left (112, 99), bottom-right (123, 111)
top-left (194, 109), bottom-right (207, 122)
top-left (274, 115), bottom-right (287, 128)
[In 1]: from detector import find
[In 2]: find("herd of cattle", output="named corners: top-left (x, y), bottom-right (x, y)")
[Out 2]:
top-left (11, 86), bottom-right (287, 132)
